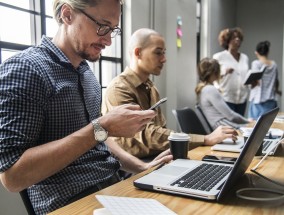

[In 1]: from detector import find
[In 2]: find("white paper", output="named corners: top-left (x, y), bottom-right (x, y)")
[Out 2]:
top-left (95, 195), bottom-right (177, 215)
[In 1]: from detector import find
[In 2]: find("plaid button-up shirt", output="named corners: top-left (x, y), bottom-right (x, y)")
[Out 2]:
top-left (0, 36), bottom-right (120, 214)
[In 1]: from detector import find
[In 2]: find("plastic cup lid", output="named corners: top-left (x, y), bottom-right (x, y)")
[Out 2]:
top-left (168, 132), bottom-right (190, 141)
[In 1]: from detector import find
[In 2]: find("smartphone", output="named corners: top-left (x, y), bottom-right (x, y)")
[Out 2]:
top-left (148, 97), bottom-right (167, 110)
top-left (202, 155), bottom-right (237, 165)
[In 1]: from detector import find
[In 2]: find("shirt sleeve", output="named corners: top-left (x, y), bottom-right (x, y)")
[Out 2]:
top-left (251, 60), bottom-right (262, 70)
top-left (0, 57), bottom-right (46, 172)
top-left (205, 86), bottom-right (249, 124)
top-left (188, 134), bottom-right (205, 149)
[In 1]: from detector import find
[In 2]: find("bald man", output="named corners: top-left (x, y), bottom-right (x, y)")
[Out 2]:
top-left (102, 28), bottom-right (237, 160)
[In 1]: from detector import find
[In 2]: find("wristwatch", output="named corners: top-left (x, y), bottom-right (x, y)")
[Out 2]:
top-left (91, 119), bottom-right (108, 142)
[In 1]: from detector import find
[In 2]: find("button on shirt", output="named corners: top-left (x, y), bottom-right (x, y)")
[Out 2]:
top-left (0, 36), bottom-right (120, 214)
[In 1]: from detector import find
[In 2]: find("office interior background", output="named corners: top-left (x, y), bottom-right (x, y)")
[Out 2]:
top-left (0, 0), bottom-right (283, 214)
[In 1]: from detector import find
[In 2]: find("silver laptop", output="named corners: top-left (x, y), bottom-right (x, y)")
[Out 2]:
top-left (211, 130), bottom-right (283, 155)
top-left (134, 107), bottom-right (279, 201)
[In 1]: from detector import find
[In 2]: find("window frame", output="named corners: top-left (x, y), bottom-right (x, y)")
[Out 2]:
top-left (0, 0), bottom-right (123, 93)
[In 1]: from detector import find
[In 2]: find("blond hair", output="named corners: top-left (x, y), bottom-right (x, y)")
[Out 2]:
top-left (53, 0), bottom-right (124, 24)
top-left (195, 58), bottom-right (220, 95)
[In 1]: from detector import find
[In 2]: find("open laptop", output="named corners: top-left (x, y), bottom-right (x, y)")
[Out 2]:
top-left (211, 128), bottom-right (283, 155)
top-left (134, 107), bottom-right (279, 200)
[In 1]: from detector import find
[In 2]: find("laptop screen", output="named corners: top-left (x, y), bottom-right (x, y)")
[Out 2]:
top-left (217, 107), bottom-right (279, 200)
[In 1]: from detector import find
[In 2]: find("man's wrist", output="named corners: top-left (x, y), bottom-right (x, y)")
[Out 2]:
top-left (91, 118), bottom-right (108, 142)
top-left (204, 135), bottom-right (210, 145)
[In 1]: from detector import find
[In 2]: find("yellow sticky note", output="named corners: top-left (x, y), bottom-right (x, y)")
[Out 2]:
top-left (177, 38), bottom-right (182, 48)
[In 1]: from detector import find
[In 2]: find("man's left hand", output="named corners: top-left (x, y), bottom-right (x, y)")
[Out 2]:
top-left (143, 149), bottom-right (173, 171)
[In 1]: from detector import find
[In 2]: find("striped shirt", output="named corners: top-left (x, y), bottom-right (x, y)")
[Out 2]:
top-left (0, 36), bottom-right (120, 214)
top-left (249, 60), bottom-right (278, 103)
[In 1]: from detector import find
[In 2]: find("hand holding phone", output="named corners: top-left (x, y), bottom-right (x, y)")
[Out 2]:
top-left (148, 97), bottom-right (167, 110)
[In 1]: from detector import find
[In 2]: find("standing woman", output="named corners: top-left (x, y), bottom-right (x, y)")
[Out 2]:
top-left (213, 27), bottom-right (249, 116)
top-left (248, 41), bottom-right (282, 120)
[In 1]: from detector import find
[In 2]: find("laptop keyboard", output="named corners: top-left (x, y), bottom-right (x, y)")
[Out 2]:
top-left (170, 163), bottom-right (232, 191)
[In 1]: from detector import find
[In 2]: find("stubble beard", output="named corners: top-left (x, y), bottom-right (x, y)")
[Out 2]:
top-left (75, 40), bottom-right (101, 62)
top-left (78, 50), bottom-right (101, 62)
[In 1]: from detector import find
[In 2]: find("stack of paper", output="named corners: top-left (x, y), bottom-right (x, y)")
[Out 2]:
top-left (94, 195), bottom-right (177, 215)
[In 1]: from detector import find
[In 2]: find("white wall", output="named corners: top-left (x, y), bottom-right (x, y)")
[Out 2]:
top-left (203, 0), bottom-right (284, 110)
top-left (236, 0), bottom-right (284, 109)
top-left (124, 0), bottom-right (197, 130)
top-left (201, 0), bottom-right (236, 58)
top-left (0, 184), bottom-right (27, 215)
top-left (125, 0), bottom-right (284, 128)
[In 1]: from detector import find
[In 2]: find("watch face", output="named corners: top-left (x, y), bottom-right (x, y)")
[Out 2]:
top-left (95, 130), bottom-right (108, 142)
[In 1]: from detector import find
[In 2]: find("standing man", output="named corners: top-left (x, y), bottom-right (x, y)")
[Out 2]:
top-left (0, 1), bottom-right (172, 214)
top-left (103, 28), bottom-right (238, 160)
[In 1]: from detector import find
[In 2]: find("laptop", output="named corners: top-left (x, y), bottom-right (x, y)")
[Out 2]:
top-left (211, 128), bottom-right (283, 155)
top-left (134, 107), bottom-right (279, 200)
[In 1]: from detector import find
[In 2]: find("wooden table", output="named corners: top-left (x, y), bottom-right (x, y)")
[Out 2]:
top-left (49, 122), bottom-right (284, 215)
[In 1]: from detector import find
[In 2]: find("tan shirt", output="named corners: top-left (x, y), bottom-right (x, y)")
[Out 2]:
top-left (102, 67), bottom-right (205, 158)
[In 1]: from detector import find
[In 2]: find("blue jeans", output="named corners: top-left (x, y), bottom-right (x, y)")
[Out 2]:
top-left (249, 100), bottom-right (277, 120)
top-left (226, 101), bottom-right (247, 116)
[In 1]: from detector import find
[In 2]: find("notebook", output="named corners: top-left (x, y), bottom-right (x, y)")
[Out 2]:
top-left (134, 107), bottom-right (279, 201)
top-left (211, 129), bottom-right (283, 155)
top-left (243, 65), bottom-right (266, 85)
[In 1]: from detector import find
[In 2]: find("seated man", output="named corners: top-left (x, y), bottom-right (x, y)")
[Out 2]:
top-left (102, 28), bottom-right (238, 160)
top-left (0, 1), bottom-right (172, 214)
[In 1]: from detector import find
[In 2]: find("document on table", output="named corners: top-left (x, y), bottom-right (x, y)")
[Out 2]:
top-left (95, 195), bottom-right (177, 215)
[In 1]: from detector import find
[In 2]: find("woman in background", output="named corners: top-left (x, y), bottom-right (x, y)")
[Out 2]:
top-left (248, 41), bottom-right (282, 120)
top-left (213, 27), bottom-right (249, 116)
top-left (196, 58), bottom-right (249, 129)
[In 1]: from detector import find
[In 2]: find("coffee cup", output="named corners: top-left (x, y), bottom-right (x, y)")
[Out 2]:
top-left (168, 132), bottom-right (190, 160)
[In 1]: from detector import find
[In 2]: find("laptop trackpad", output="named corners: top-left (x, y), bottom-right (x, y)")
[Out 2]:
top-left (156, 165), bottom-right (188, 176)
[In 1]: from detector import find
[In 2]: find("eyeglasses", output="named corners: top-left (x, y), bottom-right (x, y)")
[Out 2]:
top-left (78, 9), bottom-right (121, 38)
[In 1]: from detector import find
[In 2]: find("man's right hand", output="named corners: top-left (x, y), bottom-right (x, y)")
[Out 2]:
top-left (99, 104), bottom-right (156, 138)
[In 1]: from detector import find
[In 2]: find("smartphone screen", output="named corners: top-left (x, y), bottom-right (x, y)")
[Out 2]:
top-left (148, 97), bottom-right (167, 110)
top-left (202, 155), bottom-right (237, 164)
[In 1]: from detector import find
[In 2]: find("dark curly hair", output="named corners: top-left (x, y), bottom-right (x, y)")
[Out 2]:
top-left (218, 27), bottom-right (244, 50)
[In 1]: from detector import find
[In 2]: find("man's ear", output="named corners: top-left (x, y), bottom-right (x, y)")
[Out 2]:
top-left (61, 4), bottom-right (73, 24)
top-left (134, 48), bottom-right (141, 58)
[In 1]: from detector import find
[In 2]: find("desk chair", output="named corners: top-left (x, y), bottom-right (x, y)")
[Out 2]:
top-left (195, 104), bottom-right (213, 134)
top-left (172, 107), bottom-right (208, 135)
top-left (20, 189), bottom-right (36, 215)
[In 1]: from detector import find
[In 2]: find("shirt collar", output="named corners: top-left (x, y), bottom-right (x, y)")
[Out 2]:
top-left (40, 35), bottom-right (90, 74)
top-left (40, 35), bottom-right (70, 64)
top-left (123, 66), bottom-right (154, 88)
